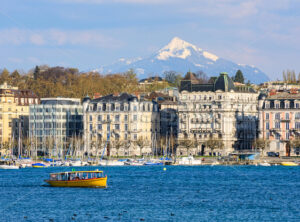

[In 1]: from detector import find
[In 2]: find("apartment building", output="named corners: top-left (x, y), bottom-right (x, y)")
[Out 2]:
top-left (258, 89), bottom-right (300, 156)
top-left (83, 93), bottom-right (160, 156)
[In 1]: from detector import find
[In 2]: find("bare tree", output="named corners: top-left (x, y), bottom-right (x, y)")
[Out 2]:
top-left (113, 140), bottom-right (124, 157)
top-left (205, 138), bottom-right (224, 156)
top-left (179, 139), bottom-right (195, 156)
top-left (134, 137), bottom-right (149, 156)
top-left (252, 138), bottom-right (270, 157)
top-left (290, 139), bottom-right (300, 155)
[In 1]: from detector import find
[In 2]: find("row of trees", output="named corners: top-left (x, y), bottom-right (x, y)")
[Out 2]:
top-left (0, 65), bottom-right (250, 98)
top-left (282, 70), bottom-right (300, 83)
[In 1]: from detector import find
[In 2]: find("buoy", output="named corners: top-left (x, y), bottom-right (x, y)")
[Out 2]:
top-left (163, 167), bottom-right (166, 171)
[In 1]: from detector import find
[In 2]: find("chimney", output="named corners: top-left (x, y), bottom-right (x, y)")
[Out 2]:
top-left (269, 89), bottom-right (277, 96)
top-left (93, 93), bottom-right (101, 99)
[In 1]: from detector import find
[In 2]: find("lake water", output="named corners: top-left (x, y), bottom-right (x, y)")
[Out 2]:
top-left (0, 166), bottom-right (299, 221)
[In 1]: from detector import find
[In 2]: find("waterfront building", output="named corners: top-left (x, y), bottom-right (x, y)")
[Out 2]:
top-left (258, 89), bottom-right (300, 156)
top-left (178, 72), bottom-right (258, 156)
top-left (29, 98), bottom-right (83, 156)
top-left (83, 93), bottom-right (159, 157)
top-left (144, 91), bottom-right (179, 155)
top-left (0, 82), bottom-right (38, 156)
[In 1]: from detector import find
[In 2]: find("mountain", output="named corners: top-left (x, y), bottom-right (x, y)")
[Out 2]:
top-left (99, 37), bottom-right (269, 84)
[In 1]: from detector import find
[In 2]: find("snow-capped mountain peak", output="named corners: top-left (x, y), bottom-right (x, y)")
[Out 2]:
top-left (99, 37), bottom-right (269, 84)
top-left (156, 37), bottom-right (218, 62)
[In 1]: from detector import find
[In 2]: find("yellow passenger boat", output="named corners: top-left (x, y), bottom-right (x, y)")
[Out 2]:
top-left (44, 170), bottom-right (107, 188)
top-left (281, 162), bottom-right (298, 166)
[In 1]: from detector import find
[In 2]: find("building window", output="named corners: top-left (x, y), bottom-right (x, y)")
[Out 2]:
top-left (286, 122), bottom-right (289, 130)
top-left (296, 103), bottom-right (299, 108)
top-left (275, 134), bottom-right (280, 140)
top-left (285, 103), bottom-right (289, 108)
top-left (285, 113), bottom-right (289, 120)
top-left (115, 124), bottom-right (120, 130)
top-left (124, 133), bottom-right (128, 140)
top-left (295, 122), bottom-right (300, 129)
top-left (115, 115), bottom-right (120, 122)
top-left (98, 124), bottom-right (102, 130)
top-left (89, 124), bottom-right (93, 131)
top-left (107, 115), bottom-right (110, 121)
top-left (266, 113), bottom-right (269, 120)
top-left (124, 115), bottom-right (128, 121)
top-left (125, 124), bottom-right (128, 131)
top-left (275, 103), bottom-right (279, 109)
top-left (275, 122), bottom-right (280, 129)
top-left (133, 134), bottom-right (137, 140)
top-left (134, 106), bottom-right (137, 111)
top-left (107, 125), bottom-right (110, 131)
top-left (275, 113), bottom-right (280, 120)
top-left (296, 112), bottom-right (300, 119)
top-left (266, 122), bottom-right (269, 130)
top-left (98, 115), bottom-right (102, 121)
top-left (133, 115), bottom-right (137, 121)
top-left (266, 132), bottom-right (270, 139)
top-left (286, 132), bottom-right (290, 140)
top-left (89, 115), bottom-right (92, 121)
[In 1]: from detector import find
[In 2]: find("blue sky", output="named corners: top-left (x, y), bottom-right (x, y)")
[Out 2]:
top-left (1, 0), bottom-right (300, 80)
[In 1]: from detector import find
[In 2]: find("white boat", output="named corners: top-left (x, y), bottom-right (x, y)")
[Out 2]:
top-left (99, 160), bottom-right (124, 166)
top-left (70, 160), bottom-right (82, 166)
top-left (0, 165), bottom-right (19, 169)
top-left (124, 159), bottom-right (145, 166)
top-left (259, 161), bottom-right (271, 166)
top-left (178, 156), bottom-right (202, 165)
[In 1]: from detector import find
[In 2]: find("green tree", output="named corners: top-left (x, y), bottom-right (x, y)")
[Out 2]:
top-left (33, 65), bottom-right (40, 80)
top-left (234, 70), bottom-right (244, 83)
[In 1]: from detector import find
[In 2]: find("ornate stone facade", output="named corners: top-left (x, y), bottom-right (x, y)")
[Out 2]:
top-left (83, 93), bottom-right (160, 157)
top-left (178, 72), bottom-right (258, 156)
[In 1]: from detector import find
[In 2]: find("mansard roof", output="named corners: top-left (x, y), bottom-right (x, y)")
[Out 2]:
top-left (180, 72), bottom-right (255, 93)
top-left (214, 72), bottom-right (235, 92)
top-left (90, 93), bottom-right (137, 103)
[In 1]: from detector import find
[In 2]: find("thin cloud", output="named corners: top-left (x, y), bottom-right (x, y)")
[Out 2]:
top-left (0, 28), bottom-right (122, 48)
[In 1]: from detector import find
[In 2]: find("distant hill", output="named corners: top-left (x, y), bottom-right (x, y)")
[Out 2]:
top-left (99, 37), bottom-right (269, 84)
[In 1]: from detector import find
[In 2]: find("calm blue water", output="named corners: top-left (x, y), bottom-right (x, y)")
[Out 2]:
top-left (0, 166), bottom-right (299, 222)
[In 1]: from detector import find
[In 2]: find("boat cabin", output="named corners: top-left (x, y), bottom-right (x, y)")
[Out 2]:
top-left (48, 171), bottom-right (105, 181)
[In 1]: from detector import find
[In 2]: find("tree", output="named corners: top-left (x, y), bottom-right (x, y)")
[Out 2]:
top-left (33, 66), bottom-right (40, 80)
top-left (10, 70), bottom-right (21, 85)
top-left (195, 70), bottom-right (209, 83)
top-left (179, 139), bottom-right (195, 156)
top-left (113, 140), bottom-right (124, 157)
top-left (205, 138), bottom-right (224, 156)
top-left (252, 138), bottom-right (270, 157)
top-left (290, 139), bottom-right (300, 155)
top-left (134, 137), bottom-right (148, 156)
top-left (234, 70), bottom-right (244, 83)
top-left (0, 68), bottom-right (10, 84)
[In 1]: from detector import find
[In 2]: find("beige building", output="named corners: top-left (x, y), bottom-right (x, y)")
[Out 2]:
top-left (0, 82), bottom-right (39, 156)
top-left (83, 93), bottom-right (160, 157)
top-left (178, 72), bottom-right (258, 156)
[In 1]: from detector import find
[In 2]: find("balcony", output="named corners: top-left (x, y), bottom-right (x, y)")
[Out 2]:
top-left (280, 119), bottom-right (290, 122)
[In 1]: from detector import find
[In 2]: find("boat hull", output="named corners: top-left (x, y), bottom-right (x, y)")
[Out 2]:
top-left (45, 177), bottom-right (107, 188)
top-left (281, 162), bottom-right (298, 166)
